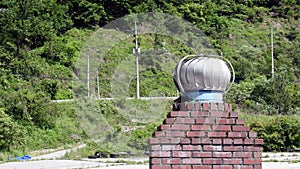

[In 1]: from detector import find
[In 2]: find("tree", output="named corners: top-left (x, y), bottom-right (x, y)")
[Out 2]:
top-left (60, 0), bottom-right (107, 28)
top-left (0, 0), bottom-right (71, 57)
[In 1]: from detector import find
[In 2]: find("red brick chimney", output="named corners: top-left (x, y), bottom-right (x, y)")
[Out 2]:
top-left (149, 102), bottom-right (263, 169)
top-left (149, 56), bottom-right (263, 169)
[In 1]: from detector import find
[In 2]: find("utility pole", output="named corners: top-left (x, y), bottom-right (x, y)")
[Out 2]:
top-left (87, 53), bottom-right (90, 97)
top-left (96, 68), bottom-right (100, 99)
top-left (271, 27), bottom-right (274, 78)
top-left (133, 21), bottom-right (141, 99)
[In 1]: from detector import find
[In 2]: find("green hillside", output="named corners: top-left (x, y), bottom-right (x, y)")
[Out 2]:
top-left (0, 0), bottom-right (299, 155)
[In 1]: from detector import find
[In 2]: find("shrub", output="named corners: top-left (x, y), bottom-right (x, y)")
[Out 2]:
top-left (127, 123), bottom-right (157, 151)
top-left (247, 115), bottom-right (300, 152)
top-left (0, 108), bottom-right (26, 151)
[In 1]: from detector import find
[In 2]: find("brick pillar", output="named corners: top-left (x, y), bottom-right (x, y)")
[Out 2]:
top-left (149, 102), bottom-right (263, 169)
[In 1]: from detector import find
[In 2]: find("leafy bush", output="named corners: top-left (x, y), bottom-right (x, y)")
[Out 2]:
top-left (0, 108), bottom-right (25, 151)
top-left (227, 73), bottom-right (299, 115)
top-left (245, 114), bottom-right (300, 152)
top-left (127, 123), bottom-right (157, 151)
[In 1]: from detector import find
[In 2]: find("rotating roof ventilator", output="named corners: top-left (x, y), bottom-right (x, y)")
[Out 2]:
top-left (173, 54), bottom-right (235, 103)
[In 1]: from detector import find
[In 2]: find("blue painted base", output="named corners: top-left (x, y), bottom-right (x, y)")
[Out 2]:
top-left (182, 90), bottom-right (224, 103)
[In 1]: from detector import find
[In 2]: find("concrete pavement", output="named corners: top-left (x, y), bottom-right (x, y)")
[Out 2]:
top-left (2, 161), bottom-right (300, 169)
top-left (0, 160), bottom-right (104, 169)
top-left (0, 152), bottom-right (299, 169)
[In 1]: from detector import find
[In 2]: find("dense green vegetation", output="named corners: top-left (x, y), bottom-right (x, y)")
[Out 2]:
top-left (0, 0), bottom-right (299, 156)
top-left (241, 113), bottom-right (300, 152)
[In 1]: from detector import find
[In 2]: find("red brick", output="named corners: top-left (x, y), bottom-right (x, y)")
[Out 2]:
top-left (249, 132), bottom-right (257, 138)
top-left (255, 139), bottom-right (264, 145)
top-left (254, 152), bottom-right (262, 158)
top-left (223, 146), bottom-right (243, 152)
top-left (191, 138), bottom-right (201, 144)
top-left (233, 166), bottom-right (251, 169)
top-left (223, 139), bottom-right (233, 145)
top-left (162, 158), bottom-right (181, 164)
top-left (151, 151), bottom-right (171, 157)
top-left (149, 138), bottom-right (160, 144)
top-left (213, 152), bottom-right (232, 158)
top-left (152, 165), bottom-right (171, 169)
top-left (230, 112), bottom-right (238, 118)
top-left (244, 139), bottom-right (254, 144)
top-left (170, 111), bottom-right (190, 117)
top-left (165, 118), bottom-right (175, 124)
top-left (205, 118), bottom-right (216, 124)
top-left (175, 118), bottom-right (195, 124)
top-left (201, 138), bottom-right (213, 144)
top-left (218, 119), bottom-right (235, 125)
top-left (234, 139), bottom-right (243, 144)
top-left (192, 112), bottom-right (209, 117)
top-left (171, 138), bottom-right (181, 144)
top-left (150, 158), bottom-right (161, 164)
top-left (160, 138), bottom-right (170, 144)
top-left (183, 145), bottom-right (201, 151)
top-left (162, 145), bottom-right (181, 151)
top-left (166, 131), bottom-right (185, 137)
top-left (203, 158), bottom-right (222, 165)
top-left (211, 111), bottom-right (229, 118)
top-left (244, 159), bottom-right (262, 165)
top-left (212, 125), bottom-right (231, 131)
top-left (187, 131), bottom-right (206, 137)
top-left (192, 125), bottom-right (211, 131)
top-left (213, 166), bottom-right (233, 169)
top-left (232, 126), bottom-right (250, 131)
top-left (254, 165), bottom-right (262, 169)
top-left (179, 103), bottom-right (186, 111)
top-left (196, 118), bottom-right (205, 124)
top-left (187, 102), bottom-right (195, 110)
top-left (236, 119), bottom-right (244, 125)
top-left (241, 167), bottom-right (253, 169)
top-left (233, 152), bottom-right (252, 158)
top-left (172, 124), bottom-right (190, 130)
top-left (193, 152), bottom-right (212, 158)
top-left (195, 102), bottom-right (201, 110)
top-left (218, 103), bottom-right (225, 111)
top-left (208, 132), bottom-right (227, 137)
top-left (172, 151), bottom-right (192, 158)
top-left (229, 104), bottom-right (233, 111)
top-left (193, 166), bottom-right (212, 169)
top-left (223, 158), bottom-right (242, 164)
top-left (173, 166), bottom-right (192, 169)
top-left (244, 146), bottom-right (263, 152)
top-left (228, 132), bottom-right (247, 138)
top-left (212, 139), bottom-right (222, 144)
top-left (182, 158), bottom-right (202, 164)
top-left (180, 138), bottom-right (190, 144)
top-left (155, 131), bottom-right (165, 137)
top-left (211, 103), bottom-right (218, 110)
top-left (203, 145), bottom-right (222, 151)
top-left (224, 104), bottom-right (231, 111)
top-left (151, 145), bottom-right (161, 151)
top-left (203, 102), bottom-right (209, 110)
top-left (159, 124), bottom-right (170, 130)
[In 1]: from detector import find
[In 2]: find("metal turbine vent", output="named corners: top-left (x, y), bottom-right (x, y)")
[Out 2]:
top-left (173, 54), bottom-right (235, 102)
